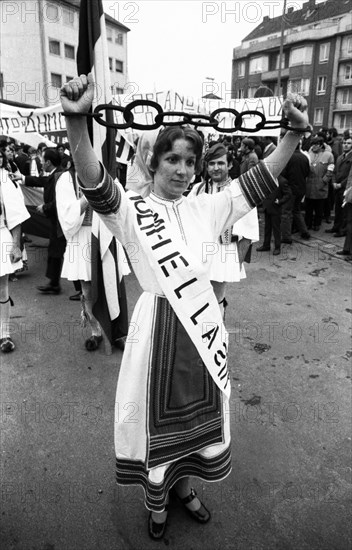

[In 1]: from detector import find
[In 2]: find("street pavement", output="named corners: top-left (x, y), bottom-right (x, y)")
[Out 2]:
top-left (0, 221), bottom-right (351, 550)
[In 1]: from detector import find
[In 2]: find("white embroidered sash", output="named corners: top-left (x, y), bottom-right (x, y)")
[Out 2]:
top-left (127, 191), bottom-right (231, 398)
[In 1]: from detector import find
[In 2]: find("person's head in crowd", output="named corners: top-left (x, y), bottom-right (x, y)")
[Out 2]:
top-left (43, 148), bottom-right (61, 172)
top-left (327, 127), bottom-right (338, 140)
top-left (56, 144), bottom-right (66, 158)
top-left (342, 136), bottom-right (352, 154)
top-left (233, 136), bottom-right (241, 148)
top-left (37, 142), bottom-right (47, 158)
top-left (317, 131), bottom-right (329, 144)
top-left (240, 137), bottom-right (255, 155)
top-left (343, 129), bottom-right (351, 140)
top-left (310, 135), bottom-right (325, 152)
top-left (204, 143), bottom-right (231, 185)
top-left (1, 142), bottom-right (15, 164)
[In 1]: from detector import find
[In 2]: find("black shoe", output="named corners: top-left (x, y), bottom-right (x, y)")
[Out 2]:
top-left (336, 250), bottom-right (350, 256)
top-left (114, 338), bottom-right (125, 351)
top-left (37, 284), bottom-right (61, 294)
top-left (325, 228), bottom-right (337, 233)
top-left (171, 487), bottom-right (211, 524)
top-left (301, 232), bottom-right (311, 240)
top-left (281, 239), bottom-right (293, 244)
top-left (69, 292), bottom-right (82, 301)
top-left (273, 248), bottom-right (281, 255)
top-left (0, 337), bottom-right (15, 353)
top-left (85, 335), bottom-right (103, 351)
top-left (148, 506), bottom-right (168, 540)
top-left (256, 245), bottom-right (270, 252)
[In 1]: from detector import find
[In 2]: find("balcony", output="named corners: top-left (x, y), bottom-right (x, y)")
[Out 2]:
top-left (336, 77), bottom-right (352, 87)
top-left (340, 48), bottom-right (352, 61)
top-left (333, 102), bottom-right (352, 111)
top-left (261, 68), bottom-right (289, 81)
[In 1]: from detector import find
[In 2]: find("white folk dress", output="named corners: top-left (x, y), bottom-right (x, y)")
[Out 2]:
top-left (0, 168), bottom-right (30, 276)
top-left (56, 171), bottom-right (93, 281)
top-left (191, 178), bottom-right (259, 282)
top-left (81, 162), bottom-right (277, 512)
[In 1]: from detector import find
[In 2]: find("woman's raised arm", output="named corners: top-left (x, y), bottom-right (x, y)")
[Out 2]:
top-left (263, 93), bottom-right (310, 178)
top-left (60, 74), bottom-right (102, 188)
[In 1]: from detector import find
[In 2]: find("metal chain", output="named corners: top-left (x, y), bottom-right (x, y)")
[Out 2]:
top-left (63, 100), bottom-right (311, 134)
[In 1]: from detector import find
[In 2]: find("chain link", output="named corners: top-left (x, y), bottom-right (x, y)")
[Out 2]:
top-left (62, 101), bottom-right (311, 134)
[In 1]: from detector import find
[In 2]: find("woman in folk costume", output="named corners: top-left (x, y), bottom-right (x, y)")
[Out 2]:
top-left (0, 150), bottom-right (30, 352)
top-left (190, 143), bottom-right (259, 311)
top-left (60, 74), bottom-right (309, 540)
top-left (56, 163), bottom-right (129, 350)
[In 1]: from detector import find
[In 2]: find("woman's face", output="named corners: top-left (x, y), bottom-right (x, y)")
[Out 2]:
top-left (153, 138), bottom-right (196, 200)
top-left (4, 146), bottom-right (13, 160)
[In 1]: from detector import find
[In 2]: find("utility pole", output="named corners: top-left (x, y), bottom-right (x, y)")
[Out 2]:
top-left (277, 0), bottom-right (287, 96)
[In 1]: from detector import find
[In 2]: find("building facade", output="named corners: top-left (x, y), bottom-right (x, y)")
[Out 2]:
top-left (0, 0), bottom-right (130, 107)
top-left (231, 0), bottom-right (352, 134)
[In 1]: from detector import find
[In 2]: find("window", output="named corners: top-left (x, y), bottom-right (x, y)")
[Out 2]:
top-left (338, 113), bottom-right (352, 130)
top-left (274, 54), bottom-right (285, 70)
top-left (238, 61), bottom-right (245, 78)
top-left (317, 76), bottom-right (327, 94)
top-left (49, 39), bottom-right (60, 56)
top-left (66, 76), bottom-right (74, 83)
top-left (64, 44), bottom-right (75, 59)
top-left (290, 46), bottom-right (313, 66)
top-left (63, 7), bottom-right (74, 26)
top-left (319, 43), bottom-right (330, 63)
top-left (116, 33), bottom-right (123, 45)
top-left (314, 108), bottom-right (323, 125)
top-left (341, 89), bottom-right (352, 104)
top-left (107, 27), bottom-right (112, 41)
top-left (288, 78), bottom-right (310, 96)
top-left (249, 56), bottom-right (268, 74)
top-left (109, 57), bottom-right (113, 71)
top-left (343, 64), bottom-right (352, 80)
top-left (347, 37), bottom-right (352, 54)
top-left (237, 88), bottom-right (245, 99)
top-left (115, 60), bottom-right (123, 73)
top-left (51, 73), bottom-right (62, 88)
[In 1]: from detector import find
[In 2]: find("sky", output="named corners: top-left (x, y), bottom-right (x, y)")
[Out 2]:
top-left (102, 0), bottom-right (311, 98)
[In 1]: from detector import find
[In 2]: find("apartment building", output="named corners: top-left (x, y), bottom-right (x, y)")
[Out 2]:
top-left (231, 0), bottom-right (352, 134)
top-left (0, 0), bottom-right (130, 107)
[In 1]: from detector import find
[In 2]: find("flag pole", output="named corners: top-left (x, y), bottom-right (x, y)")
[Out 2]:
top-left (277, 0), bottom-right (287, 97)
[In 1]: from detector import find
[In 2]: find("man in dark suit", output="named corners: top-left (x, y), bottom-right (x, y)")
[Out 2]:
top-left (326, 137), bottom-right (352, 237)
top-left (280, 141), bottom-right (311, 242)
top-left (24, 149), bottom-right (65, 294)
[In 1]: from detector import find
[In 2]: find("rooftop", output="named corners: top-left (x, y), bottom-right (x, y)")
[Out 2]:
top-left (243, 0), bottom-right (352, 42)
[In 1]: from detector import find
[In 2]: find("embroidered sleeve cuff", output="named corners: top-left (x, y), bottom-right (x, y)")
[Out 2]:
top-left (79, 164), bottom-right (121, 215)
top-left (238, 161), bottom-right (278, 208)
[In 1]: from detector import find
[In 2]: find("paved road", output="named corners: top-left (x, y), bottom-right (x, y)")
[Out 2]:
top-left (0, 225), bottom-right (351, 550)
